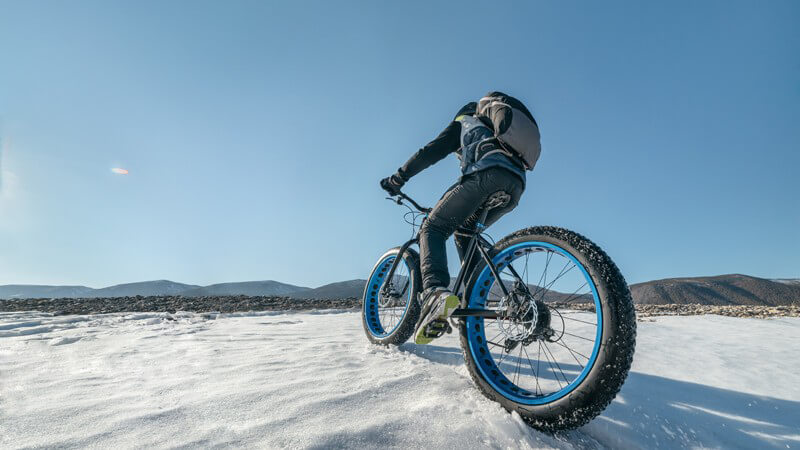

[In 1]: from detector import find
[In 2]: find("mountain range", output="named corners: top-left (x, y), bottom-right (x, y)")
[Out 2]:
top-left (630, 274), bottom-right (800, 306)
top-left (1, 274), bottom-right (798, 306)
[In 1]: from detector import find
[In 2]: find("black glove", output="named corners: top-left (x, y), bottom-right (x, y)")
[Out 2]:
top-left (380, 173), bottom-right (406, 196)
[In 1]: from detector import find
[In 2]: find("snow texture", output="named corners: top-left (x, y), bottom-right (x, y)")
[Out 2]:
top-left (1, 311), bottom-right (798, 449)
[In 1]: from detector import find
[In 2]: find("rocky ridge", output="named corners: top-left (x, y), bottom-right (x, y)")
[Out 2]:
top-left (554, 301), bottom-right (800, 319)
top-left (1, 296), bottom-right (798, 319)
top-left (0, 296), bottom-right (361, 316)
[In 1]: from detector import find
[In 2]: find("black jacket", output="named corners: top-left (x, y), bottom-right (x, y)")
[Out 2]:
top-left (396, 102), bottom-right (526, 183)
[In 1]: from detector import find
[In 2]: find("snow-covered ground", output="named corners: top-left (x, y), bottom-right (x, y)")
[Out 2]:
top-left (1, 310), bottom-right (798, 449)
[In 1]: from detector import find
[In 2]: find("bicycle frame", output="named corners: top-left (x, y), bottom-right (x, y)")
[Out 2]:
top-left (381, 192), bottom-right (522, 320)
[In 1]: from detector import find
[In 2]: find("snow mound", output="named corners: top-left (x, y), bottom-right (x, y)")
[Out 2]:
top-left (1, 311), bottom-right (798, 449)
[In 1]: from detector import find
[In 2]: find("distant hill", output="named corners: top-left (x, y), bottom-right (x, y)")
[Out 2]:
top-left (0, 280), bottom-right (200, 299)
top-left (0, 285), bottom-right (93, 299)
top-left (291, 280), bottom-right (367, 299)
top-left (181, 281), bottom-right (310, 297)
top-left (2, 274), bottom-right (798, 305)
top-left (630, 274), bottom-right (800, 306)
top-left (459, 275), bottom-right (800, 306)
top-left (86, 280), bottom-right (201, 298)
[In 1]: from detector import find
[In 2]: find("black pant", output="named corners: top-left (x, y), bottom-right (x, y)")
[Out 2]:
top-left (418, 167), bottom-right (524, 290)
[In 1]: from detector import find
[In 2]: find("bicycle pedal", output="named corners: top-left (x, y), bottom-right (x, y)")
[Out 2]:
top-left (439, 320), bottom-right (453, 334)
top-left (424, 320), bottom-right (450, 338)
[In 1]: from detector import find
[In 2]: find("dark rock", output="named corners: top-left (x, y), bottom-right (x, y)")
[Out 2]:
top-left (0, 295), bottom-right (362, 315)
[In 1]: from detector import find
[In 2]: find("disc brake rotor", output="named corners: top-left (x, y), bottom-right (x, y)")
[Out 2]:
top-left (378, 284), bottom-right (401, 307)
top-left (496, 284), bottom-right (539, 344)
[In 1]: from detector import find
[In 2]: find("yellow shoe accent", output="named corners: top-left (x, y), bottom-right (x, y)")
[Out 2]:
top-left (414, 294), bottom-right (460, 345)
top-left (443, 294), bottom-right (460, 315)
top-left (414, 330), bottom-right (435, 345)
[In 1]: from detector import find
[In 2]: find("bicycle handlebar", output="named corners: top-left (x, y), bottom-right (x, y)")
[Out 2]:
top-left (386, 191), bottom-right (431, 213)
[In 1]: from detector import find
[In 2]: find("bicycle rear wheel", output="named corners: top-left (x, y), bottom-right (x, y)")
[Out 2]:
top-left (361, 247), bottom-right (422, 346)
top-left (459, 226), bottom-right (636, 431)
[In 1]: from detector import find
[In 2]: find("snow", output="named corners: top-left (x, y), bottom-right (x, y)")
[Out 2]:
top-left (1, 311), bottom-right (798, 449)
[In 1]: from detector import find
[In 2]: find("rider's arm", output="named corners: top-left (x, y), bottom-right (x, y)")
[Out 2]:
top-left (396, 120), bottom-right (461, 181)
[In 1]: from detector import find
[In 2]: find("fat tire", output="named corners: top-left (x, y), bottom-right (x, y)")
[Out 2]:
top-left (361, 247), bottom-right (422, 346)
top-left (458, 226), bottom-right (636, 431)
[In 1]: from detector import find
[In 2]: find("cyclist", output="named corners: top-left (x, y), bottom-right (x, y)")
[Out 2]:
top-left (380, 91), bottom-right (539, 344)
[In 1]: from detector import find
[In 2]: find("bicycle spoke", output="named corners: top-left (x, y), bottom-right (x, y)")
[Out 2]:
top-left (562, 331), bottom-right (594, 342)
top-left (540, 340), bottom-right (564, 389)
top-left (536, 341), bottom-right (542, 392)
top-left (561, 316), bottom-right (596, 326)
top-left (522, 251), bottom-right (530, 287)
top-left (535, 251), bottom-right (552, 295)
top-left (553, 340), bottom-right (589, 365)
top-left (534, 262), bottom-right (576, 300)
top-left (543, 341), bottom-right (570, 386)
top-left (522, 345), bottom-right (542, 396)
top-left (496, 349), bottom-right (509, 365)
top-left (514, 344), bottom-right (524, 385)
top-left (488, 329), bottom-right (505, 345)
top-left (558, 281), bottom-right (589, 304)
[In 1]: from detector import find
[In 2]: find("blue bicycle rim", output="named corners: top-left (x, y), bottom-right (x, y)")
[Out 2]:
top-left (364, 255), bottom-right (413, 338)
top-left (465, 241), bottom-right (603, 405)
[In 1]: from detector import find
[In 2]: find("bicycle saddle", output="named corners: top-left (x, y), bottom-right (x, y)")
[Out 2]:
top-left (483, 191), bottom-right (511, 210)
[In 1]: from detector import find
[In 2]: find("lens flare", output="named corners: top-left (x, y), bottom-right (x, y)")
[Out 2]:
top-left (111, 168), bottom-right (129, 175)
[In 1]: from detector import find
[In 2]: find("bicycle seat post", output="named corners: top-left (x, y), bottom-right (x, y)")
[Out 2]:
top-left (476, 207), bottom-right (490, 230)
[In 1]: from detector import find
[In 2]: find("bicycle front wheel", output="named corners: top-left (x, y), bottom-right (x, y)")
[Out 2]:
top-left (361, 247), bottom-right (421, 346)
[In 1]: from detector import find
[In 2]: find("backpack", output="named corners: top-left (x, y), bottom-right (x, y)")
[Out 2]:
top-left (476, 92), bottom-right (541, 171)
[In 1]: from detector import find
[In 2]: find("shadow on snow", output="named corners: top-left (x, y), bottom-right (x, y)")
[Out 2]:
top-left (401, 343), bottom-right (800, 449)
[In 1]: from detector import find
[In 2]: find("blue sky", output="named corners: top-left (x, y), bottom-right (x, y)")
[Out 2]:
top-left (1, 1), bottom-right (798, 288)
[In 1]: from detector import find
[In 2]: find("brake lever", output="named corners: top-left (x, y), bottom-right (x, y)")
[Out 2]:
top-left (385, 196), bottom-right (403, 205)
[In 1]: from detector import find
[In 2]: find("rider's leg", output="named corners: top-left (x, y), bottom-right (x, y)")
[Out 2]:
top-left (414, 169), bottom-right (523, 344)
top-left (418, 174), bottom-right (488, 291)
top-left (453, 169), bottom-right (525, 277)
top-left (415, 174), bottom-right (494, 344)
